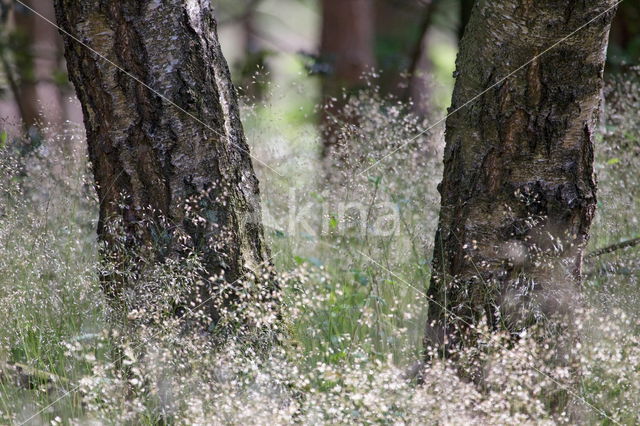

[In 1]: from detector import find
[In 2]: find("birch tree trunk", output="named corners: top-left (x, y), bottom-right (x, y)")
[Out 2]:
top-left (54, 0), bottom-right (276, 328)
top-left (425, 0), bottom-right (617, 355)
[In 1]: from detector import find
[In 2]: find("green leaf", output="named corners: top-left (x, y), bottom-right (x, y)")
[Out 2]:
top-left (310, 192), bottom-right (324, 202)
top-left (328, 216), bottom-right (338, 230)
top-left (354, 271), bottom-right (369, 286)
top-left (606, 158), bottom-right (620, 165)
top-left (368, 175), bottom-right (382, 186)
top-left (0, 130), bottom-right (7, 148)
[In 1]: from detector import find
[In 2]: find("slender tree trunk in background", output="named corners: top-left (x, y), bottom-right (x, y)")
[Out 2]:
top-left (1, 5), bottom-right (38, 135)
top-left (458, 0), bottom-right (474, 43)
top-left (607, 1), bottom-right (640, 68)
top-left (373, 0), bottom-right (435, 115)
top-left (54, 0), bottom-right (275, 329)
top-left (7, 1), bottom-right (65, 140)
top-left (320, 0), bottom-right (375, 157)
top-left (425, 0), bottom-right (617, 357)
top-left (237, 0), bottom-right (269, 101)
top-left (404, 0), bottom-right (436, 115)
top-left (374, 0), bottom-right (423, 98)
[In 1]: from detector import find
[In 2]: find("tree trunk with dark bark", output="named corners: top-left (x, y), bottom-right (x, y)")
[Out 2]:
top-left (425, 0), bottom-right (617, 356)
top-left (54, 0), bottom-right (276, 329)
top-left (320, 0), bottom-right (375, 157)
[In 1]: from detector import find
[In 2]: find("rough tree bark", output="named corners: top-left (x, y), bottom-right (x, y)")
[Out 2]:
top-left (54, 1), bottom-right (275, 326)
top-left (425, 0), bottom-right (617, 355)
top-left (320, 0), bottom-right (375, 156)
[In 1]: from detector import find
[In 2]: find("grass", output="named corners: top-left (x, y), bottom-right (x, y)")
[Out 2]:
top-left (0, 70), bottom-right (639, 424)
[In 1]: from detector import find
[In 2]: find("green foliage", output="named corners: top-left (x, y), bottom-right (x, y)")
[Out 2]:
top-left (0, 66), bottom-right (639, 425)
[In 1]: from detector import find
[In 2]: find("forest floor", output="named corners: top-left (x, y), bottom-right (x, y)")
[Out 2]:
top-left (1, 71), bottom-right (639, 424)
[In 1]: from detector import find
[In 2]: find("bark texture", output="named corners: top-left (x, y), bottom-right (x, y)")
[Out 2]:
top-left (320, 0), bottom-right (375, 155)
top-left (425, 0), bottom-right (617, 355)
top-left (54, 0), bottom-right (273, 323)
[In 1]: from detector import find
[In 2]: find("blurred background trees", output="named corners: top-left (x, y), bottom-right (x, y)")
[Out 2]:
top-left (0, 0), bottom-right (82, 149)
top-left (2, 0), bottom-right (637, 150)
top-left (608, 0), bottom-right (640, 71)
top-left (318, 0), bottom-right (374, 155)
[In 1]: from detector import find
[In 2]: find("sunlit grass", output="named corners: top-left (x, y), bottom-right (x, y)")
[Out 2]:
top-left (0, 70), bottom-right (639, 423)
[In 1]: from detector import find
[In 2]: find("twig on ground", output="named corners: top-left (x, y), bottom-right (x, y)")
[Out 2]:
top-left (0, 361), bottom-right (69, 390)
top-left (586, 237), bottom-right (640, 259)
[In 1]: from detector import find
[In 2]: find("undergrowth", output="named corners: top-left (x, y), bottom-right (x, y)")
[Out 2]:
top-left (0, 69), bottom-right (639, 424)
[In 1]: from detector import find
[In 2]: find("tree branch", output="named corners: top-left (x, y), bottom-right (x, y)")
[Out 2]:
top-left (0, 361), bottom-right (69, 390)
top-left (586, 237), bottom-right (640, 259)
